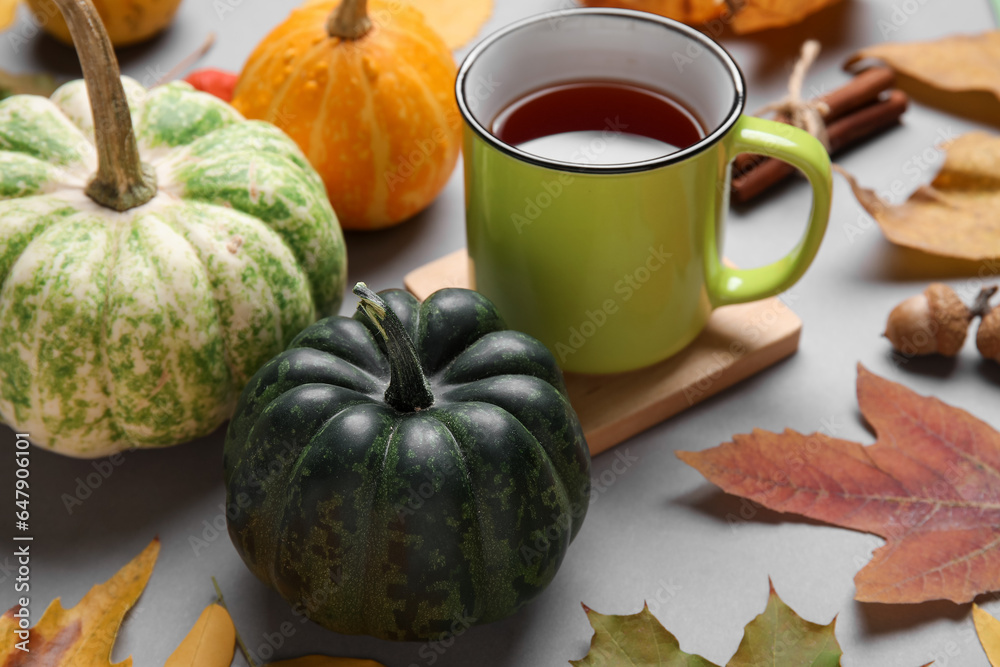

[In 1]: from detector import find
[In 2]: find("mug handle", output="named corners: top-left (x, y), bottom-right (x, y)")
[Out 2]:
top-left (706, 115), bottom-right (832, 307)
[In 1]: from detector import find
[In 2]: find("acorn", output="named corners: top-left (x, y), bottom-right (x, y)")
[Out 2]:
top-left (977, 299), bottom-right (1000, 363)
top-left (884, 284), bottom-right (997, 357)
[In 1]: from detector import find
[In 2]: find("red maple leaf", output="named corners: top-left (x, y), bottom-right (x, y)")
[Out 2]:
top-left (678, 365), bottom-right (1000, 604)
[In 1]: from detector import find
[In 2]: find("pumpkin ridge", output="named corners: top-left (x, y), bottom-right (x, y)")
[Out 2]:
top-left (107, 213), bottom-right (234, 445)
top-left (260, 393), bottom-right (381, 584)
top-left (50, 76), bottom-right (148, 142)
top-left (4, 213), bottom-right (121, 452)
top-left (0, 96), bottom-right (92, 167)
top-left (440, 384), bottom-right (582, 532)
top-left (156, 200), bottom-right (317, 391)
top-left (154, 205), bottom-right (240, 392)
top-left (166, 183), bottom-right (319, 317)
top-left (19, 217), bottom-right (76, 442)
top-left (363, 415), bottom-right (405, 631)
top-left (381, 20), bottom-right (447, 56)
top-left (98, 216), bottom-right (123, 446)
top-left (428, 400), bottom-right (574, 620)
top-left (436, 331), bottom-right (567, 393)
top-left (354, 46), bottom-right (392, 226)
top-left (284, 394), bottom-right (380, 481)
top-left (425, 409), bottom-right (492, 620)
top-left (390, 57), bottom-right (450, 204)
top-left (307, 47), bottom-right (339, 172)
top-left (137, 83), bottom-right (244, 152)
top-left (440, 375), bottom-right (588, 534)
top-left (239, 388), bottom-right (366, 587)
top-left (434, 349), bottom-right (561, 391)
top-left (237, 25), bottom-right (323, 97)
top-left (448, 397), bottom-right (576, 528)
top-left (292, 349), bottom-right (387, 393)
top-left (266, 38), bottom-right (331, 124)
top-left (165, 145), bottom-right (343, 310)
top-left (0, 152), bottom-right (66, 199)
top-left (0, 196), bottom-right (73, 295)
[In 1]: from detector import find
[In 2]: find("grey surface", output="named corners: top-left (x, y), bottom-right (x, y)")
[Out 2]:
top-left (1, 0), bottom-right (999, 665)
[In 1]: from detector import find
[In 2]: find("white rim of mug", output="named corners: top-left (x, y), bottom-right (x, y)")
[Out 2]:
top-left (455, 8), bottom-right (748, 175)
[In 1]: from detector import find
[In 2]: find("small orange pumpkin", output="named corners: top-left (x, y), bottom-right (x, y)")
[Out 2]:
top-left (232, 0), bottom-right (461, 230)
top-left (26, 0), bottom-right (184, 47)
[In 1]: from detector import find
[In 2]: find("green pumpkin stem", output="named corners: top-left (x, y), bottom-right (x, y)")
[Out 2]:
top-left (51, 0), bottom-right (157, 212)
top-left (327, 0), bottom-right (373, 40)
top-left (354, 283), bottom-right (434, 413)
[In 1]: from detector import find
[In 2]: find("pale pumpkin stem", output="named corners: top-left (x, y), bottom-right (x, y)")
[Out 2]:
top-left (51, 0), bottom-right (157, 212)
top-left (327, 0), bottom-right (373, 40)
top-left (354, 283), bottom-right (434, 413)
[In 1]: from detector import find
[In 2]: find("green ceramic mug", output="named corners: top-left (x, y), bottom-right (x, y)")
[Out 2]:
top-left (456, 9), bottom-right (832, 375)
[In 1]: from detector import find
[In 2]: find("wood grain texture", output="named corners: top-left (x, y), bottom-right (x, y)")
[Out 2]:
top-left (404, 249), bottom-right (802, 455)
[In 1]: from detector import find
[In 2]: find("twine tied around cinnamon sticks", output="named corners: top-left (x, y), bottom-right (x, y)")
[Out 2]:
top-left (732, 42), bottom-right (910, 204)
top-left (756, 40), bottom-right (832, 151)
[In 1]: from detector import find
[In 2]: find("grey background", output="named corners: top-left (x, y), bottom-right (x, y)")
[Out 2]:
top-left (2, 0), bottom-right (999, 665)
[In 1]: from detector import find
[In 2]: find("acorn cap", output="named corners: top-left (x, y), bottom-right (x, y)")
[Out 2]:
top-left (977, 307), bottom-right (1000, 362)
top-left (925, 283), bottom-right (973, 356)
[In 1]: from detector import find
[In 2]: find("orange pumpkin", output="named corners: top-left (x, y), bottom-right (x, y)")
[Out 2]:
top-left (232, 0), bottom-right (461, 230)
top-left (26, 0), bottom-right (183, 47)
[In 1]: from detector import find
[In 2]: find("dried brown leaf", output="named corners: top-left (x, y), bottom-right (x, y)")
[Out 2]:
top-left (577, 0), bottom-right (728, 25)
top-left (730, 0), bottom-right (842, 33)
top-left (0, 0), bottom-right (16, 31)
top-left (975, 605), bottom-right (1000, 667)
top-left (579, 0), bottom-right (842, 33)
top-left (164, 603), bottom-right (235, 667)
top-left (839, 132), bottom-right (1000, 260)
top-left (846, 32), bottom-right (1000, 105)
top-left (679, 366), bottom-right (1000, 604)
top-left (0, 539), bottom-right (159, 666)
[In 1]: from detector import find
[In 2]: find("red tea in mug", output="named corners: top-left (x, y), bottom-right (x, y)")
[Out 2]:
top-left (492, 80), bottom-right (705, 165)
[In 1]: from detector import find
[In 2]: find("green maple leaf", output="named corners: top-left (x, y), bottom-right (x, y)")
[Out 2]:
top-left (729, 582), bottom-right (840, 667)
top-left (570, 603), bottom-right (715, 667)
top-left (572, 581), bottom-right (841, 667)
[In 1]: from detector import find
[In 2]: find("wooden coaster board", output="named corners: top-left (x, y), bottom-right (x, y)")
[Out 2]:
top-left (404, 249), bottom-right (802, 456)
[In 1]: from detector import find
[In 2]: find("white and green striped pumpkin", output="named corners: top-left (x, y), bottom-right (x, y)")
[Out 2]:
top-left (0, 0), bottom-right (347, 458)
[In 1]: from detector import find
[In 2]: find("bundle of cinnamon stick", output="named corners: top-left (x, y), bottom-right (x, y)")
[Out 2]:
top-left (732, 67), bottom-right (908, 204)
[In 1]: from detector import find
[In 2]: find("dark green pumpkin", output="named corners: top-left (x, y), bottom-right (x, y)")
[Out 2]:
top-left (223, 284), bottom-right (591, 641)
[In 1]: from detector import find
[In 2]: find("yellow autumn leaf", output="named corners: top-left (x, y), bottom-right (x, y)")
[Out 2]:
top-left (838, 132), bottom-right (1000, 261)
top-left (578, 0), bottom-right (728, 25)
top-left (270, 657), bottom-right (387, 667)
top-left (0, 538), bottom-right (159, 666)
top-left (579, 0), bottom-right (842, 33)
top-left (846, 32), bottom-right (1000, 106)
top-left (165, 603), bottom-right (236, 667)
top-left (975, 604), bottom-right (1000, 667)
top-left (730, 0), bottom-right (842, 33)
top-left (407, 0), bottom-right (492, 48)
top-left (0, 0), bottom-right (17, 31)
